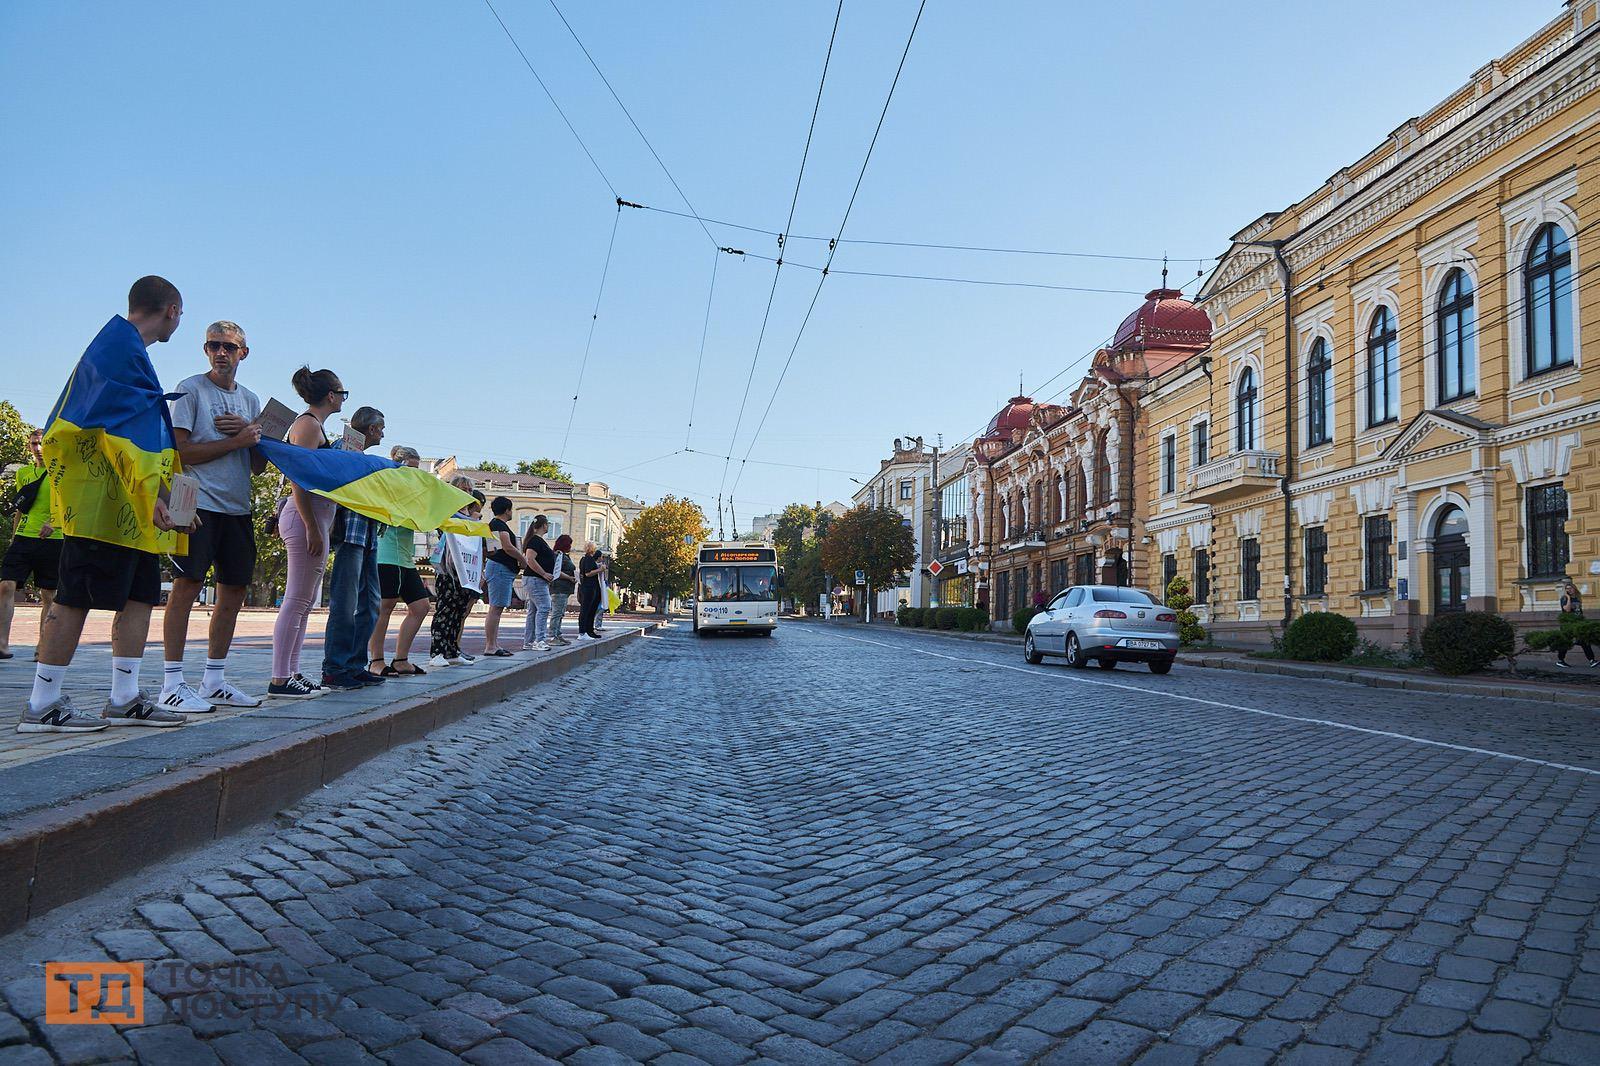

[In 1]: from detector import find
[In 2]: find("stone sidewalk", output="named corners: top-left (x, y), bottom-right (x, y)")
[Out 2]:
top-left (0, 607), bottom-right (658, 933)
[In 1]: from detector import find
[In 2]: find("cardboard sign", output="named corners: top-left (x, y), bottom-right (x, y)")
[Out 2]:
top-left (166, 473), bottom-right (200, 528)
top-left (341, 423), bottom-right (367, 451)
top-left (256, 398), bottom-right (297, 441)
top-left (447, 531), bottom-right (486, 590)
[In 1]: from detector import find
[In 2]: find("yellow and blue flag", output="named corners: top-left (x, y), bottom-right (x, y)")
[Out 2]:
top-left (42, 316), bottom-right (185, 553)
top-left (255, 438), bottom-right (491, 537)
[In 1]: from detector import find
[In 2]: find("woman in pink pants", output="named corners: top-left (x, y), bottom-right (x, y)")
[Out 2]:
top-left (268, 367), bottom-right (345, 698)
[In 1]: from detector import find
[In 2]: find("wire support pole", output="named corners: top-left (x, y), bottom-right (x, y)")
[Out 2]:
top-left (559, 202), bottom-right (624, 461)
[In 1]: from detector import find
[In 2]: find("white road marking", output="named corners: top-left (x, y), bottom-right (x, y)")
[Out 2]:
top-left (805, 628), bottom-right (1600, 780)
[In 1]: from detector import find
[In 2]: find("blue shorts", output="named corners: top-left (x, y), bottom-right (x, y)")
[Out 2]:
top-left (486, 560), bottom-right (518, 607)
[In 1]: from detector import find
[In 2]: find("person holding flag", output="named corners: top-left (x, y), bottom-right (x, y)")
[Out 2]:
top-left (0, 428), bottom-right (63, 660)
top-left (19, 277), bottom-right (195, 733)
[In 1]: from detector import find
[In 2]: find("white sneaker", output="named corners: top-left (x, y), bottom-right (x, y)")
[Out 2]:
top-left (159, 682), bottom-right (215, 713)
top-left (428, 654), bottom-right (453, 668)
top-left (533, 641), bottom-right (550, 652)
top-left (446, 655), bottom-right (468, 666)
top-left (458, 653), bottom-right (477, 664)
top-left (203, 680), bottom-right (263, 708)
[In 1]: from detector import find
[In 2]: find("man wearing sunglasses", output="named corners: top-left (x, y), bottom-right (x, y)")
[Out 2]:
top-left (160, 320), bottom-right (267, 712)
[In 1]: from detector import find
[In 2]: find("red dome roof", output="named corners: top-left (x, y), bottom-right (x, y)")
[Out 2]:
top-left (1111, 288), bottom-right (1212, 355)
top-left (984, 395), bottom-right (1035, 438)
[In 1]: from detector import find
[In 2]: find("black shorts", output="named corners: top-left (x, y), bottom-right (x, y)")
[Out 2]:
top-left (0, 536), bottom-right (62, 590)
top-left (380, 564), bottom-right (429, 604)
top-left (54, 537), bottom-right (161, 612)
top-left (170, 510), bottom-right (256, 587)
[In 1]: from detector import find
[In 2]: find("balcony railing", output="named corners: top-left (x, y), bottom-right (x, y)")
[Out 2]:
top-left (1187, 450), bottom-right (1281, 503)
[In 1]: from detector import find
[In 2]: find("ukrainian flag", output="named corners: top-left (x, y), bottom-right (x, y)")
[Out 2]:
top-left (42, 316), bottom-right (185, 554)
top-left (255, 438), bottom-right (490, 537)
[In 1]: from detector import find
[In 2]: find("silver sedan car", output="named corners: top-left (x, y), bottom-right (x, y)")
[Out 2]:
top-left (1023, 584), bottom-right (1179, 673)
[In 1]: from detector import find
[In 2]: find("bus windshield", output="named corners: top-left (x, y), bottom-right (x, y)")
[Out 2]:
top-left (699, 565), bottom-right (778, 602)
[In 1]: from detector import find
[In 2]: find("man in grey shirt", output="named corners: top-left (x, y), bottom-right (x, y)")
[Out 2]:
top-left (160, 320), bottom-right (267, 711)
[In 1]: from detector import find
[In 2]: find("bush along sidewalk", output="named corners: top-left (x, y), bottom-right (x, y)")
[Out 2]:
top-left (894, 605), bottom-right (992, 632)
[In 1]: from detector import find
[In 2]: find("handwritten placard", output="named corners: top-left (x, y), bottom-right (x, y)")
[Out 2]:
top-left (166, 473), bottom-right (200, 528)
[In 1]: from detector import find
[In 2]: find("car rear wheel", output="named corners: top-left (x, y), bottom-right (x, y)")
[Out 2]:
top-left (1023, 632), bottom-right (1042, 664)
top-left (1149, 659), bottom-right (1173, 674)
top-left (1065, 633), bottom-right (1086, 669)
top-left (1096, 658), bottom-right (1117, 670)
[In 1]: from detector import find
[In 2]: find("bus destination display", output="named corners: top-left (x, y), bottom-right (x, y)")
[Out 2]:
top-left (701, 548), bottom-right (776, 563)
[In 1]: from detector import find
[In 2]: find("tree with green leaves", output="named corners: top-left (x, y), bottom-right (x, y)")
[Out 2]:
top-left (516, 458), bottom-right (573, 483)
top-left (612, 496), bottom-right (709, 614)
top-left (0, 402), bottom-right (39, 562)
top-left (473, 460), bottom-right (510, 473)
top-left (784, 536), bottom-right (828, 615)
top-left (821, 505), bottom-right (915, 619)
top-left (248, 473), bottom-right (290, 606)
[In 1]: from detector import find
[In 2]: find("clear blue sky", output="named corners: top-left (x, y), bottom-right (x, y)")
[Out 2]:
top-left (0, 0), bottom-right (1551, 524)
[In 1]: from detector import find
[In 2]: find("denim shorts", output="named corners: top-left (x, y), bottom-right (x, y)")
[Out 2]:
top-left (486, 560), bottom-right (518, 607)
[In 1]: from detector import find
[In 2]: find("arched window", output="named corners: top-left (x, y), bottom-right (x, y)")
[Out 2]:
top-left (1235, 368), bottom-right (1257, 451)
top-left (1525, 223), bottom-right (1574, 377)
top-left (1306, 339), bottom-right (1332, 447)
top-left (1436, 269), bottom-right (1476, 402)
top-left (1366, 307), bottom-right (1398, 426)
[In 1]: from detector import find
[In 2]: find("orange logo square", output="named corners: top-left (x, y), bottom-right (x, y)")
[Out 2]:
top-left (44, 963), bottom-right (144, 1025)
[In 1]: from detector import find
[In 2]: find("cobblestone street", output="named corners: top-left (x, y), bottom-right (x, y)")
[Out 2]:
top-left (4, 620), bottom-right (1600, 1064)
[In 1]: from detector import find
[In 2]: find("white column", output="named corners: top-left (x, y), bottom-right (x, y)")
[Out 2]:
top-left (1469, 474), bottom-right (1496, 599)
top-left (1396, 490), bottom-right (1417, 599)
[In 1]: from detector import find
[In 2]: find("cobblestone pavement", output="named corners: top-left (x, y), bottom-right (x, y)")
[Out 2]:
top-left (3, 620), bottom-right (1599, 1064)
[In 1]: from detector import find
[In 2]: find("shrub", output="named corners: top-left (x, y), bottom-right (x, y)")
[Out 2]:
top-left (1281, 611), bottom-right (1359, 662)
top-left (1012, 606), bottom-right (1040, 635)
top-left (1524, 617), bottom-right (1600, 657)
top-left (969, 607), bottom-right (992, 631)
top-left (935, 606), bottom-right (960, 630)
top-left (1420, 611), bottom-right (1515, 675)
top-left (897, 607), bottom-right (921, 627)
top-left (1164, 575), bottom-right (1207, 647)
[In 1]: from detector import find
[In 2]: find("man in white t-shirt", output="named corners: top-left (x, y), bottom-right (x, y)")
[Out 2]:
top-left (160, 320), bottom-right (266, 711)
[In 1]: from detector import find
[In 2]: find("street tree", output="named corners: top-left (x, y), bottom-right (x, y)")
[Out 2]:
top-left (516, 458), bottom-right (573, 483)
top-left (474, 460), bottom-right (510, 473)
top-left (249, 472), bottom-right (289, 606)
top-left (821, 505), bottom-right (914, 616)
top-left (612, 496), bottom-right (709, 614)
top-left (785, 536), bottom-right (828, 615)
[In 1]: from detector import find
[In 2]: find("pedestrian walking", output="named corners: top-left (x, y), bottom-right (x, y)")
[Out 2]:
top-left (481, 496), bottom-right (519, 656)
top-left (320, 405), bottom-right (387, 690)
top-left (578, 542), bottom-right (603, 638)
top-left (160, 320), bottom-right (266, 712)
top-left (518, 514), bottom-right (554, 652)
top-left (268, 366), bottom-right (345, 699)
top-left (369, 445), bottom-right (430, 676)
top-left (0, 429), bottom-right (63, 660)
top-left (429, 492), bottom-right (485, 666)
top-left (21, 277), bottom-right (194, 732)
top-left (548, 534), bottom-right (576, 645)
top-left (1557, 578), bottom-right (1598, 668)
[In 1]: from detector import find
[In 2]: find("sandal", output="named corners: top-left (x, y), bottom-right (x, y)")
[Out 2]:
top-left (488, 648), bottom-right (513, 657)
top-left (391, 657), bottom-right (426, 676)
top-left (369, 658), bottom-right (395, 677)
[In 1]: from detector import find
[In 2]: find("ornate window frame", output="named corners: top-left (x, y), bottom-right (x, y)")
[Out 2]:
top-left (1504, 171), bottom-right (1581, 394)
top-left (1418, 221), bottom-right (1479, 410)
top-left (1352, 267), bottom-right (1402, 442)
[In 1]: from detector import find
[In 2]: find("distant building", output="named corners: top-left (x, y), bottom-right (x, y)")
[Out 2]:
top-left (417, 456), bottom-right (631, 560)
top-left (853, 440), bottom-right (935, 614)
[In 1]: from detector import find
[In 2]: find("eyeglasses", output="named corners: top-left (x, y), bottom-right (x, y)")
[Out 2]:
top-left (331, 389), bottom-right (350, 398)
top-left (204, 340), bottom-right (242, 355)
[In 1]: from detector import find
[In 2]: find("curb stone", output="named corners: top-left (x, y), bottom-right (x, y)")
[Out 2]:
top-left (0, 624), bottom-right (655, 934)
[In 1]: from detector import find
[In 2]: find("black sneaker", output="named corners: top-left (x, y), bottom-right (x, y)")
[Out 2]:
top-left (352, 671), bottom-right (386, 685)
top-left (321, 673), bottom-right (363, 692)
top-left (269, 676), bottom-right (321, 699)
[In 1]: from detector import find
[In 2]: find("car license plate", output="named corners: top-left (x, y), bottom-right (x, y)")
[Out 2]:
top-left (1123, 638), bottom-right (1163, 650)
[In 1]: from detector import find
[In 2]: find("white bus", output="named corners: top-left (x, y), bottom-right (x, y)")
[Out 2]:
top-left (693, 542), bottom-right (782, 636)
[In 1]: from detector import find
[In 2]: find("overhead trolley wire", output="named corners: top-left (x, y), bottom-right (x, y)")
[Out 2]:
top-left (716, 0), bottom-right (847, 535)
top-left (481, 0), bottom-right (618, 199)
top-left (544, 0), bottom-right (718, 248)
top-left (559, 201), bottom-right (626, 461)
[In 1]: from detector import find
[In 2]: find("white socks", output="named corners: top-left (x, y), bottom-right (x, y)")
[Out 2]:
top-left (202, 657), bottom-right (226, 691)
top-left (162, 660), bottom-right (185, 693)
top-left (29, 665), bottom-right (65, 713)
top-left (110, 657), bottom-right (141, 704)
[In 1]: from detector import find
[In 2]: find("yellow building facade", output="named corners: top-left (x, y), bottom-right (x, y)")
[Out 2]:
top-left (1138, 5), bottom-right (1600, 645)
